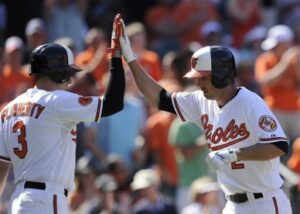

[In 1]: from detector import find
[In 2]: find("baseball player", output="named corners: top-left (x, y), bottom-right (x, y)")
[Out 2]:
top-left (0, 16), bottom-right (125, 213)
top-left (115, 15), bottom-right (292, 213)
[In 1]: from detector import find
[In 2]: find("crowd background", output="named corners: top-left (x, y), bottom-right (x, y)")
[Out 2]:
top-left (1, 0), bottom-right (300, 213)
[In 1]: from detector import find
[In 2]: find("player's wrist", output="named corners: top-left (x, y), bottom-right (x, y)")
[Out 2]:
top-left (227, 148), bottom-right (238, 162)
top-left (124, 52), bottom-right (136, 63)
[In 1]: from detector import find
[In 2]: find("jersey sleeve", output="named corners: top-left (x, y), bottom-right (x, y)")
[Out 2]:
top-left (0, 125), bottom-right (10, 163)
top-left (171, 91), bottom-right (203, 123)
top-left (245, 96), bottom-right (288, 144)
top-left (54, 91), bottom-right (103, 123)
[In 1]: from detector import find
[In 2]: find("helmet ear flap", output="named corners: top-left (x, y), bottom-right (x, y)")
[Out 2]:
top-left (211, 68), bottom-right (236, 88)
top-left (211, 68), bottom-right (229, 88)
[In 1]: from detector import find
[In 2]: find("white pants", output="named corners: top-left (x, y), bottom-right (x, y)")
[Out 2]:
top-left (10, 181), bottom-right (68, 214)
top-left (222, 189), bottom-right (292, 214)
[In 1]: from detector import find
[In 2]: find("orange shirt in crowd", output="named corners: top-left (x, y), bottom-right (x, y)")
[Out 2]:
top-left (0, 65), bottom-right (33, 103)
top-left (138, 50), bottom-right (163, 81)
top-left (288, 138), bottom-right (300, 174)
top-left (145, 5), bottom-right (176, 43)
top-left (147, 111), bottom-right (178, 186)
top-left (255, 52), bottom-right (299, 111)
top-left (145, 1), bottom-right (218, 48)
top-left (173, 1), bottom-right (219, 47)
top-left (228, 0), bottom-right (261, 48)
top-left (75, 48), bottom-right (109, 83)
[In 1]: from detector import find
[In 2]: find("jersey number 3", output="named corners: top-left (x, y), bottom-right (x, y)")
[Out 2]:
top-left (12, 121), bottom-right (28, 159)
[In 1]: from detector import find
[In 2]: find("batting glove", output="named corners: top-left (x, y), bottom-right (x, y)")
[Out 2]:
top-left (205, 151), bottom-right (227, 170)
top-left (118, 18), bottom-right (137, 63)
top-left (205, 148), bottom-right (238, 170)
top-left (217, 148), bottom-right (238, 163)
top-left (107, 13), bottom-right (122, 57)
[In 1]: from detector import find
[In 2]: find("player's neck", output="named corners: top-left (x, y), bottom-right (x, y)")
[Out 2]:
top-left (216, 85), bottom-right (239, 107)
top-left (35, 78), bottom-right (63, 91)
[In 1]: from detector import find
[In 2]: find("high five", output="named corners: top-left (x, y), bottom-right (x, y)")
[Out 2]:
top-left (115, 14), bottom-right (292, 214)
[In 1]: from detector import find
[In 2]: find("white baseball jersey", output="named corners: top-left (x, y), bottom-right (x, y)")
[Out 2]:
top-left (0, 87), bottom-right (103, 191)
top-left (171, 87), bottom-right (288, 195)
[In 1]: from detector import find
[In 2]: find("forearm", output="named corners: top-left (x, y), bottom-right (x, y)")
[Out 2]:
top-left (259, 61), bottom-right (289, 86)
top-left (236, 143), bottom-right (285, 161)
top-left (101, 57), bottom-right (125, 116)
top-left (0, 162), bottom-right (10, 196)
top-left (128, 60), bottom-right (164, 108)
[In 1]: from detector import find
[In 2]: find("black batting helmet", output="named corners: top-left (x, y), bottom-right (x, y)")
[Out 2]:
top-left (184, 46), bottom-right (236, 88)
top-left (29, 43), bottom-right (82, 83)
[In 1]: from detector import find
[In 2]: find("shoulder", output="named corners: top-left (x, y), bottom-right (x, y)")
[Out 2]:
top-left (174, 90), bottom-right (203, 99)
top-left (237, 87), bottom-right (264, 105)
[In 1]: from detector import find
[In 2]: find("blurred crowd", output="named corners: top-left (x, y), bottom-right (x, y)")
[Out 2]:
top-left (1, 0), bottom-right (300, 213)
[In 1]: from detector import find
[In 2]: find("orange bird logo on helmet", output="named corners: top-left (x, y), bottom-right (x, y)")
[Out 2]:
top-left (191, 57), bottom-right (198, 70)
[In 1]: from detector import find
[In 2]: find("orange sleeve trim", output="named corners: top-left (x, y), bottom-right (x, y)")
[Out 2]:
top-left (210, 134), bottom-right (250, 151)
top-left (172, 96), bottom-right (186, 122)
top-left (53, 194), bottom-right (58, 214)
top-left (94, 98), bottom-right (102, 122)
top-left (272, 197), bottom-right (279, 214)
top-left (259, 137), bottom-right (288, 142)
top-left (0, 156), bottom-right (10, 162)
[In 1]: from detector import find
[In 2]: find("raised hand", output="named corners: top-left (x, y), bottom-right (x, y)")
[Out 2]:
top-left (107, 13), bottom-right (122, 57)
top-left (117, 17), bottom-right (136, 63)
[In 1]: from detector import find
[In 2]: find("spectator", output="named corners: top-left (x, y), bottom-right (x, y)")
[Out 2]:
top-left (75, 27), bottom-right (110, 92)
top-left (23, 18), bottom-right (48, 64)
top-left (145, 0), bottom-right (182, 57)
top-left (126, 22), bottom-right (163, 82)
top-left (236, 60), bottom-right (262, 97)
top-left (200, 21), bottom-right (223, 46)
top-left (182, 176), bottom-right (224, 214)
top-left (43, 0), bottom-right (88, 51)
top-left (239, 25), bottom-right (267, 63)
top-left (287, 137), bottom-right (300, 214)
top-left (169, 119), bottom-right (214, 212)
top-left (0, 36), bottom-right (33, 103)
top-left (131, 168), bottom-right (177, 214)
top-left (255, 24), bottom-right (300, 143)
top-left (226, 0), bottom-right (262, 48)
top-left (88, 174), bottom-right (120, 214)
top-left (82, 69), bottom-right (147, 169)
top-left (69, 156), bottom-right (99, 214)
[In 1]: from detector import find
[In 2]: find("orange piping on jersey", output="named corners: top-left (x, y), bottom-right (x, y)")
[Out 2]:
top-left (94, 98), bottom-right (101, 122)
top-left (210, 134), bottom-right (250, 151)
top-left (53, 195), bottom-right (57, 214)
top-left (0, 156), bottom-right (10, 162)
top-left (71, 129), bottom-right (77, 143)
top-left (272, 197), bottom-right (279, 214)
top-left (172, 96), bottom-right (185, 121)
top-left (259, 137), bottom-right (288, 142)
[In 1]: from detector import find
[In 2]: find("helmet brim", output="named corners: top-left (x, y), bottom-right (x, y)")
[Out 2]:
top-left (69, 64), bottom-right (82, 73)
top-left (183, 69), bottom-right (211, 78)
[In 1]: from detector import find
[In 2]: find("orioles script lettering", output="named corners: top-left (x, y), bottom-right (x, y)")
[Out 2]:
top-left (201, 114), bottom-right (250, 148)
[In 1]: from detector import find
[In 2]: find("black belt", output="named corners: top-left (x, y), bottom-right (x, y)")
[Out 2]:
top-left (24, 181), bottom-right (68, 197)
top-left (227, 192), bottom-right (263, 203)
